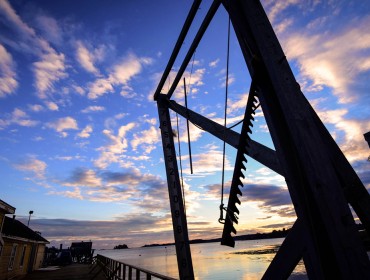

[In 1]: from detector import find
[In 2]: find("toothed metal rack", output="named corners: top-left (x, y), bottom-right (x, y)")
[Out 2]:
top-left (154, 0), bottom-right (370, 279)
top-left (221, 82), bottom-right (260, 247)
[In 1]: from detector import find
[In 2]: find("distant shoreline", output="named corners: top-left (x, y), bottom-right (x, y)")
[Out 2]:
top-left (142, 228), bottom-right (290, 248)
top-left (142, 225), bottom-right (370, 250)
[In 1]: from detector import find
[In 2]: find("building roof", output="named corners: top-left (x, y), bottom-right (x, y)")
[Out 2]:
top-left (2, 216), bottom-right (49, 243)
top-left (71, 241), bottom-right (92, 249)
top-left (0, 200), bottom-right (16, 214)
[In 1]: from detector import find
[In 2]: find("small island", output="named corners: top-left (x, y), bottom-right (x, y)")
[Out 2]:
top-left (114, 244), bottom-right (129, 249)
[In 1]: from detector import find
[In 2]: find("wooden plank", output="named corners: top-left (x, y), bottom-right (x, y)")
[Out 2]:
top-left (157, 97), bottom-right (195, 280)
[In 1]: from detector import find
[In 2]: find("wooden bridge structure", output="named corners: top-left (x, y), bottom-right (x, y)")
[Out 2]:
top-left (154, 0), bottom-right (370, 279)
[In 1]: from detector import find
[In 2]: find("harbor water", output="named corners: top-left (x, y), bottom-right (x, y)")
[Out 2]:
top-left (98, 238), bottom-right (308, 279)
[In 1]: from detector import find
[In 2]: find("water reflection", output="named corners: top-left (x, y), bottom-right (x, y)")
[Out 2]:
top-left (99, 238), bottom-right (308, 279)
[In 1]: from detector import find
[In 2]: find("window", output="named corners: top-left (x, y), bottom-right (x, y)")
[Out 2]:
top-left (19, 245), bottom-right (27, 267)
top-left (8, 244), bottom-right (18, 270)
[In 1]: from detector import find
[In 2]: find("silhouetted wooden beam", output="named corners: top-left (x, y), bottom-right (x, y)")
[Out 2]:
top-left (153, 0), bottom-right (202, 101)
top-left (168, 98), bottom-right (370, 234)
top-left (165, 0), bottom-right (221, 100)
top-left (262, 219), bottom-right (304, 280)
top-left (157, 96), bottom-right (194, 279)
top-left (223, 0), bottom-right (370, 278)
top-left (166, 99), bottom-right (283, 176)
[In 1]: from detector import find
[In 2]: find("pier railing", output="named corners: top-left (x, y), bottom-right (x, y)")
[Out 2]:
top-left (91, 254), bottom-right (177, 280)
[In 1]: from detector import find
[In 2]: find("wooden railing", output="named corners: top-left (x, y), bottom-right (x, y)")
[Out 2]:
top-left (90, 254), bottom-right (177, 280)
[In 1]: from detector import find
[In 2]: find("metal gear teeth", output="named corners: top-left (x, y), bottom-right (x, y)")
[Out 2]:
top-left (221, 85), bottom-right (259, 247)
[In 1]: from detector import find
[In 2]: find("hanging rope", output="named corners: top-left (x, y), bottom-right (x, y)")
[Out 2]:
top-left (176, 113), bottom-right (186, 214)
top-left (184, 77), bottom-right (194, 174)
top-left (219, 16), bottom-right (231, 224)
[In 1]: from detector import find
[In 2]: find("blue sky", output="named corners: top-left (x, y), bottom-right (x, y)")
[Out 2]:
top-left (1, 0), bottom-right (369, 249)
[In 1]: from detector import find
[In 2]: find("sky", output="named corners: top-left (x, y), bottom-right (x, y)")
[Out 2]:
top-left (0, 0), bottom-right (369, 250)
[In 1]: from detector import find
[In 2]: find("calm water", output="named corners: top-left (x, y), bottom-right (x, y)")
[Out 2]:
top-left (98, 238), bottom-right (308, 279)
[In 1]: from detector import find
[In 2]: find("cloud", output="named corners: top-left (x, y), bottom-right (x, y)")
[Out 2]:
top-left (131, 126), bottom-right (160, 154)
top-left (243, 184), bottom-right (292, 208)
top-left (77, 125), bottom-right (93, 138)
top-left (21, 214), bottom-right (174, 248)
top-left (94, 123), bottom-right (136, 169)
top-left (72, 85), bottom-right (85, 95)
top-left (152, 66), bottom-right (206, 101)
top-left (175, 116), bottom-right (205, 144)
top-left (28, 104), bottom-right (44, 112)
top-left (209, 58), bottom-right (220, 68)
top-left (87, 53), bottom-right (151, 99)
top-left (183, 144), bottom-right (233, 176)
top-left (83, 169), bottom-right (176, 213)
top-left (49, 188), bottom-right (83, 200)
top-left (44, 101), bottom-right (59, 111)
top-left (172, 68), bottom-right (205, 99)
top-left (282, 17), bottom-right (370, 104)
top-left (87, 78), bottom-right (114, 99)
top-left (35, 14), bottom-right (62, 45)
top-left (203, 180), bottom-right (295, 219)
top-left (0, 0), bottom-right (36, 41)
top-left (32, 136), bottom-right (44, 142)
top-left (46, 116), bottom-right (78, 137)
top-left (0, 44), bottom-right (17, 97)
top-left (110, 54), bottom-right (142, 84)
top-left (33, 51), bottom-right (67, 99)
top-left (54, 167), bottom-right (172, 214)
top-left (64, 168), bottom-right (102, 187)
top-left (243, 183), bottom-right (295, 218)
top-left (81, 106), bottom-right (105, 113)
top-left (103, 113), bottom-right (128, 130)
top-left (11, 108), bottom-right (38, 126)
top-left (352, 160), bottom-right (370, 190)
top-left (14, 156), bottom-right (47, 179)
top-left (0, 0), bottom-right (68, 99)
top-left (263, 0), bottom-right (300, 24)
top-left (140, 115), bottom-right (157, 126)
top-left (317, 108), bottom-right (370, 162)
top-left (75, 40), bottom-right (101, 75)
top-left (227, 93), bottom-right (249, 115)
top-left (220, 73), bottom-right (235, 88)
top-left (0, 108), bottom-right (39, 129)
top-left (103, 169), bottom-right (168, 197)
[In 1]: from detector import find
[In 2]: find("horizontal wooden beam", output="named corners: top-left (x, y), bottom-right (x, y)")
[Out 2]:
top-left (166, 98), bottom-right (283, 176)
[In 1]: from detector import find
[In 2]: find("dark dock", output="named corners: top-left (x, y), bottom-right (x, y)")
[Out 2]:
top-left (22, 264), bottom-right (106, 280)
top-left (21, 255), bottom-right (176, 280)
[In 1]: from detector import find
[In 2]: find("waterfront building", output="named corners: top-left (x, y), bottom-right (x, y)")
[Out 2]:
top-left (0, 200), bottom-right (49, 280)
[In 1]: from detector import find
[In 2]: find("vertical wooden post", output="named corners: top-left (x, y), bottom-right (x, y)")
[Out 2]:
top-left (222, 0), bottom-right (370, 278)
top-left (157, 95), bottom-right (195, 280)
top-left (118, 263), bottom-right (122, 278)
top-left (128, 267), bottom-right (132, 280)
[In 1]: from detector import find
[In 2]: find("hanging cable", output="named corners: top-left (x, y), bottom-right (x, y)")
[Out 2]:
top-left (187, 51), bottom-right (196, 95)
top-left (167, 71), bottom-right (171, 91)
top-left (176, 113), bottom-right (186, 214)
top-left (184, 77), bottom-right (194, 174)
top-left (226, 104), bottom-right (259, 130)
top-left (219, 16), bottom-right (231, 224)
